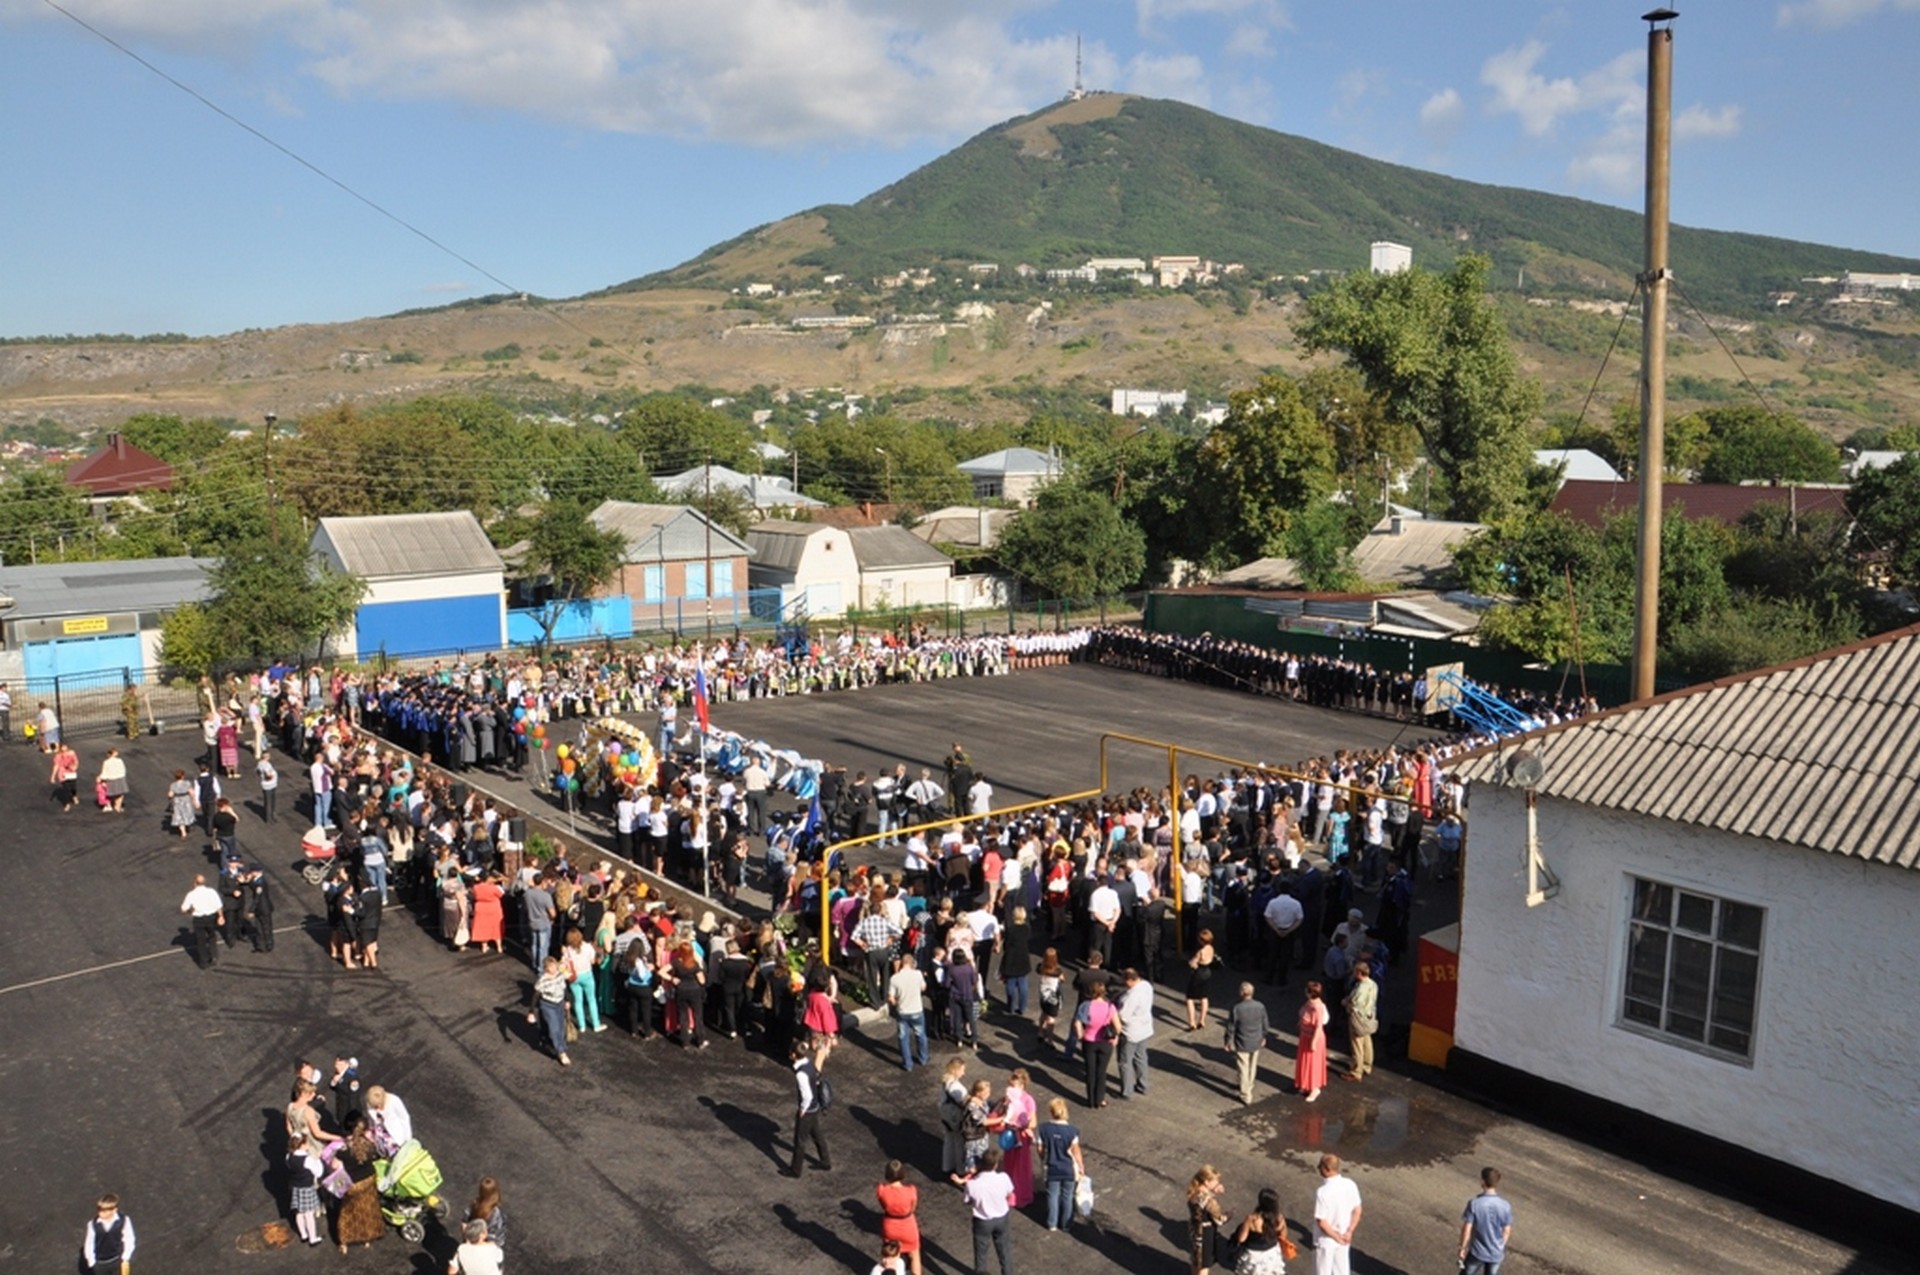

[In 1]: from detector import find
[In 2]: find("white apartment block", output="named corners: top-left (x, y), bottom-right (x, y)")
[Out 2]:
top-left (1370, 241), bottom-right (1413, 275)
top-left (1111, 388), bottom-right (1189, 417)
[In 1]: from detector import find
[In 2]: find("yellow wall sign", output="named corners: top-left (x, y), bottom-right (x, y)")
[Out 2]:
top-left (61, 615), bottom-right (111, 635)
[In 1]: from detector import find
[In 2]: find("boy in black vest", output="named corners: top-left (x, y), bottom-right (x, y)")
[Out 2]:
top-left (82, 1193), bottom-right (135, 1273)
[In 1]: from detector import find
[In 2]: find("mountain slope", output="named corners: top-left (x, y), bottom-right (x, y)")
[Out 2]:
top-left (640, 95), bottom-right (1920, 312)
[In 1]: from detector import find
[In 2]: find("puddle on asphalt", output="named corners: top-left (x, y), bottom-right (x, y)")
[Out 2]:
top-left (1231, 1087), bottom-right (1487, 1169)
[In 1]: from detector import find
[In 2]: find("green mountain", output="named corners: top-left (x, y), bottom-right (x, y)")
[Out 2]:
top-left (638, 95), bottom-right (1919, 313)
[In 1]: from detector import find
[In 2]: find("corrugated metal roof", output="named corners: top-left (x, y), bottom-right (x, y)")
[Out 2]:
top-left (957, 447), bottom-right (1056, 477)
top-left (1349, 515), bottom-right (1484, 587)
top-left (848, 525), bottom-right (953, 571)
top-left (588, 502), bottom-right (750, 561)
top-left (745, 521), bottom-right (821, 574)
top-left (1548, 479), bottom-right (1850, 529)
top-left (0, 556), bottom-right (214, 619)
top-left (313, 511), bottom-right (503, 579)
top-left (657, 465), bottom-right (824, 508)
top-left (1455, 623), bottom-right (1920, 871)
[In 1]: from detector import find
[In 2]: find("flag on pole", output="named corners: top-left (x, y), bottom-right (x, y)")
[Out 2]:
top-left (692, 661), bottom-right (711, 732)
top-left (799, 794), bottom-right (822, 845)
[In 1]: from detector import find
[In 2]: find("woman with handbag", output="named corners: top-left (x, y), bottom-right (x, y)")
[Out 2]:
top-left (1187, 1165), bottom-right (1230, 1275)
top-left (1228, 1187), bottom-right (1295, 1275)
top-left (1342, 962), bottom-right (1379, 1083)
top-left (1074, 982), bottom-right (1119, 1108)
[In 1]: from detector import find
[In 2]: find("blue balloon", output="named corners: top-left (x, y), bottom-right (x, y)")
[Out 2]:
top-left (513, 706), bottom-right (527, 720)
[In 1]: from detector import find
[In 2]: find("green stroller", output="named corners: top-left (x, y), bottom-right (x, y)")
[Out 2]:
top-left (373, 1138), bottom-right (449, 1243)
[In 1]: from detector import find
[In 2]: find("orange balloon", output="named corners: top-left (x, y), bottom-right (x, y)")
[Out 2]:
top-left (561, 757), bottom-right (577, 774)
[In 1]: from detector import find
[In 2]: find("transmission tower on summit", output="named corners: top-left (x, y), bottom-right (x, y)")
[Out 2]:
top-left (1070, 34), bottom-right (1086, 100)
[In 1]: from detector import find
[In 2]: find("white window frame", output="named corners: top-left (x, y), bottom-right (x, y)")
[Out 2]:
top-left (1617, 874), bottom-right (1764, 1065)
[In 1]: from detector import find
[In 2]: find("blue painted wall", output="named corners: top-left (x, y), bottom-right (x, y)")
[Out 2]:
top-left (506, 596), bottom-right (634, 645)
top-left (355, 594), bottom-right (502, 659)
top-left (23, 632), bottom-right (142, 682)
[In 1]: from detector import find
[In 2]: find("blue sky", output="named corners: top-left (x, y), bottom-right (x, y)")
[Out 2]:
top-left (2, 0), bottom-right (1917, 338)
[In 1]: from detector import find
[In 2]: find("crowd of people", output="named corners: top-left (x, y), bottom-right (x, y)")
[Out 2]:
top-left (57, 617), bottom-right (1538, 1274)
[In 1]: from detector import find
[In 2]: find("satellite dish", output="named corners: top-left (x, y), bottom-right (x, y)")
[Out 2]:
top-left (1506, 749), bottom-right (1547, 789)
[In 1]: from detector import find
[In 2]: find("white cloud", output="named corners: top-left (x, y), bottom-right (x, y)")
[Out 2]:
top-left (1336, 67), bottom-right (1388, 111)
top-left (1418, 87), bottom-right (1465, 143)
top-left (8, 0), bottom-right (1091, 148)
top-left (1136, 0), bottom-right (1291, 35)
top-left (1122, 52), bottom-right (1212, 107)
top-left (1777, 0), bottom-right (1920, 29)
top-left (1479, 40), bottom-right (1639, 138)
top-left (1674, 103), bottom-right (1742, 141)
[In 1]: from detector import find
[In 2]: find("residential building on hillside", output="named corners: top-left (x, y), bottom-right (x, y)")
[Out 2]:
top-left (956, 447), bottom-right (1058, 503)
top-left (1111, 388), bottom-right (1188, 418)
top-left (1841, 270), bottom-right (1919, 292)
top-left (65, 432), bottom-right (173, 504)
top-left (1370, 241), bottom-right (1413, 274)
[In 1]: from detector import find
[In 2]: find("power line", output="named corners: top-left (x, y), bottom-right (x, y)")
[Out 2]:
top-left (34, 0), bottom-right (621, 354)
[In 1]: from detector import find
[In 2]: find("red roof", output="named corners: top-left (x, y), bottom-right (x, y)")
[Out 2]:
top-left (65, 433), bottom-right (174, 496)
top-left (1547, 478), bottom-right (1850, 528)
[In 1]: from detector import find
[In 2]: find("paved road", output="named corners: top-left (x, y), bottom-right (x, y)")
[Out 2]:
top-left (0, 670), bottom-right (1899, 1274)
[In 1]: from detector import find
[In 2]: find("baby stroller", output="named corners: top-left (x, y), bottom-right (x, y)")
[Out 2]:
top-left (300, 827), bottom-right (338, 884)
top-left (374, 1138), bottom-right (448, 1243)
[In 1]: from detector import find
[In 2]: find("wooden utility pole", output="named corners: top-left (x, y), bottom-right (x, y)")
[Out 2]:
top-left (1631, 9), bottom-right (1676, 702)
top-left (263, 413), bottom-right (279, 545)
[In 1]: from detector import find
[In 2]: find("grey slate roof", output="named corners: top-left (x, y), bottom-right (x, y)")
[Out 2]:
top-left (589, 502), bottom-right (751, 561)
top-left (957, 447), bottom-right (1057, 477)
top-left (0, 557), bottom-right (214, 619)
top-left (745, 521), bottom-right (820, 574)
top-left (314, 511), bottom-right (503, 579)
top-left (1349, 515), bottom-right (1484, 587)
top-left (848, 525), bottom-right (954, 571)
top-left (1453, 623), bottom-right (1920, 871)
top-left (657, 465), bottom-right (824, 508)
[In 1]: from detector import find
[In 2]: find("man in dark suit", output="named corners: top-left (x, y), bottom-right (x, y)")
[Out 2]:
top-left (244, 865), bottom-right (276, 952)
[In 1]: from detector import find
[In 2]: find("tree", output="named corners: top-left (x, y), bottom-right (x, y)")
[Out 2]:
top-left (1691, 406), bottom-right (1842, 484)
top-left (1300, 254), bottom-right (1541, 521)
top-left (617, 395), bottom-right (754, 473)
top-left (1286, 501), bottom-right (1364, 591)
top-left (995, 484), bottom-right (1145, 602)
top-left (789, 415), bottom-right (969, 507)
top-left (0, 466), bottom-right (94, 563)
top-left (116, 413), bottom-right (233, 465)
top-left (277, 404), bottom-right (499, 521)
top-left (1299, 365), bottom-right (1417, 524)
top-left (1196, 374), bottom-right (1338, 569)
top-left (1063, 429), bottom-right (1209, 580)
top-left (1849, 452), bottom-right (1920, 583)
top-left (518, 502), bottom-right (626, 652)
top-left (200, 534), bottom-right (366, 666)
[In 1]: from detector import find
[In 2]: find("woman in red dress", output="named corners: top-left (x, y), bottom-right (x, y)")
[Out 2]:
top-left (873, 1159), bottom-right (922, 1275)
top-left (469, 873), bottom-right (506, 953)
top-left (1294, 980), bottom-right (1329, 1102)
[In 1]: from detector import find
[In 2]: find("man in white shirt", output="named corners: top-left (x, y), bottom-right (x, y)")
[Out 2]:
top-left (905, 770), bottom-right (944, 821)
top-left (1115, 967), bottom-right (1156, 1099)
top-left (1263, 889), bottom-right (1305, 985)
top-left (1087, 875), bottom-right (1121, 965)
top-left (741, 759), bottom-right (771, 835)
top-left (180, 873), bottom-right (225, 970)
top-left (886, 954), bottom-right (929, 1071)
top-left (1313, 1152), bottom-right (1363, 1275)
top-left (968, 774), bottom-right (994, 816)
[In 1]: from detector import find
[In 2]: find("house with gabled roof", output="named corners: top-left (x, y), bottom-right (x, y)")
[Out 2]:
top-left (310, 511), bottom-right (505, 660)
top-left (1446, 623), bottom-right (1920, 1222)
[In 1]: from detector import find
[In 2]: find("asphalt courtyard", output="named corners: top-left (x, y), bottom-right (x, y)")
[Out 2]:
top-left (0, 665), bottom-right (1901, 1274)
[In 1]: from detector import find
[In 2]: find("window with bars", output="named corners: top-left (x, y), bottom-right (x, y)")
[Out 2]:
top-left (1621, 877), bottom-right (1763, 1060)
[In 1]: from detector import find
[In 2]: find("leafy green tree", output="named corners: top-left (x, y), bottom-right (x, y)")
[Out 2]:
top-left (278, 404), bottom-right (499, 521)
top-left (1692, 406), bottom-right (1842, 484)
top-left (1300, 254), bottom-right (1541, 521)
top-left (1287, 501), bottom-right (1363, 591)
top-left (158, 601), bottom-right (221, 678)
top-left (1063, 429), bottom-right (1209, 580)
top-left (1849, 452), bottom-right (1920, 583)
top-left (1196, 373), bottom-right (1337, 568)
top-left (0, 466), bottom-right (94, 563)
top-left (995, 484), bottom-right (1145, 601)
top-left (116, 413), bottom-right (233, 465)
top-left (790, 415), bottom-right (969, 507)
top-left (518, 501), bottom-right (627, 652)
top-left (1299, 365), bottom-right (1416, 523)
top-left (1663, 596), bottom-right (1857, 683)
top-left (200, 534), bottom-right (366, 666)
top-left (545, 428), bottom-right (666, 509)
top-left (618, 395), bottom-right (755, 473)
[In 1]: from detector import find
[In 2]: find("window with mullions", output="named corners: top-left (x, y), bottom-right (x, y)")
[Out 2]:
top-left (1622, 877), bottom-right (1763, 1061)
